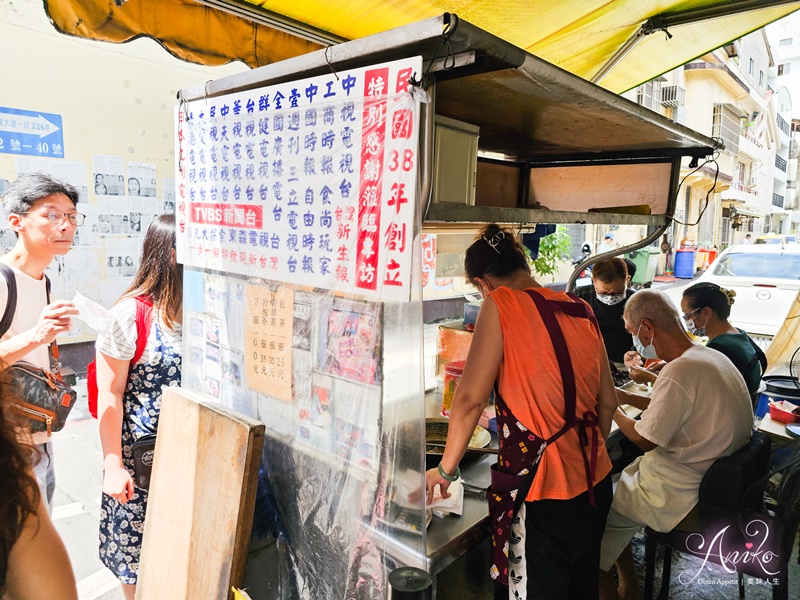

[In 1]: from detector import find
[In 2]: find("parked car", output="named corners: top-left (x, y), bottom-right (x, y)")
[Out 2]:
top-left (754, 233), bottom-right (798, 245)
top-left (664, 245), bottom-right (800, 348)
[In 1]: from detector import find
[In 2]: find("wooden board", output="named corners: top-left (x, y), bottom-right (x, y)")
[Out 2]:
top-left (136, 387), bottom-right (265, 600)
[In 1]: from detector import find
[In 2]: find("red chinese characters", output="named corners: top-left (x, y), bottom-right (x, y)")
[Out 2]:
top-left (355, 67), bottom-right (389, 292)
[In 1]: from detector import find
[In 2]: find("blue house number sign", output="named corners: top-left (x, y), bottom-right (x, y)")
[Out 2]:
top-left (0, 106), bottom-right (64, 158)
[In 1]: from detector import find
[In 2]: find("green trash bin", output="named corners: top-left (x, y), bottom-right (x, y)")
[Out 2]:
top-left (625, 247), bottom-right (661, 287)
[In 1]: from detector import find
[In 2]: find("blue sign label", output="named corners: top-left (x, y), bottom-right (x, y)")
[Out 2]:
top-left (0, 107), bottom-right (64, 158)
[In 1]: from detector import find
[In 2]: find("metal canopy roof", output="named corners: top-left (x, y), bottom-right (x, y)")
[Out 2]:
top-left (180, 14), bottom-right (718, 162)
top-left (45, 0), bottom-right (800, 93)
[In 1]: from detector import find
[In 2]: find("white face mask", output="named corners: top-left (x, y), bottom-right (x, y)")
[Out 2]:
top-left (684, 307), bottom-right (707, 337)
top-left (596, 292), bottom-right (626, 306)
top-left (632, 323), bottom-right (658, 360)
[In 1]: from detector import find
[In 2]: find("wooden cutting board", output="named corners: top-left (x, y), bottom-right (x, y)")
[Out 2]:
top-left (136, 387), bottom-right (265, 600)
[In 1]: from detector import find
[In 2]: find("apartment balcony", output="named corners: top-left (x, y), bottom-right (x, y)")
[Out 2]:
top-left (685, 61), bottom-right (749, 97)
top-left (778, 114), bottom-right (791, 144)
top-left (738, 132), bottom-right (767, 162)
top-left (773, 193), bottom-right (785, 209)
top-left (775, 156), bottom-right (788, 183)
top-left (725, 182), bottom-right (760, 204)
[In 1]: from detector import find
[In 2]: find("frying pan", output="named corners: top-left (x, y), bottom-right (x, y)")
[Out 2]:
top-left (425, 417), bottom-right (494, 470)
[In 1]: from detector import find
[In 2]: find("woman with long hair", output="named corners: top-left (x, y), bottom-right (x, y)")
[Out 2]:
top-left (0, 382), bottom-right (77, 598)
top-left (425, 224), bottom-right (617, 599)
top-left (95, 214), bottom-right (182, 599)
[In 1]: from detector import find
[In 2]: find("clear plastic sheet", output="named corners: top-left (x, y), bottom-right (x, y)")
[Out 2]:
top-left (177, 57), bottom-right (427, 598)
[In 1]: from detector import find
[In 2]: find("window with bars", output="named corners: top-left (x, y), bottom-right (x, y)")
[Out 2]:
top-left (698, 197), bottom-right (716, 245)
top-left (636, 79), bottom-right (663, 112)
top-left (563, 224), bottom-right (587, 259)
top-left (712, 104), bottom-right (741, 155)
top-left (721, 217), bottom-right (730, 249)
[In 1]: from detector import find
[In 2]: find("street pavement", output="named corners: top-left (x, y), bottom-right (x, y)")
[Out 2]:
top-left (50, 380), bottom-right (124, 600)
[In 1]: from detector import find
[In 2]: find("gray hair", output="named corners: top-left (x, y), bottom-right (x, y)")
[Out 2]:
top-left (2, 173), bottom-right (79, 216)
top-left (623, 289), bottom-right (683, 333)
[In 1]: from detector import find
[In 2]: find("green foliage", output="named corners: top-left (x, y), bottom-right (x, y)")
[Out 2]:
top-left (528, 225), bottom-right (572, 282)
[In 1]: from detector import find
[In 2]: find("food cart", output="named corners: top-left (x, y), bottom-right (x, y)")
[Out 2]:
top-left (146, 13), bottom-right (717, 599)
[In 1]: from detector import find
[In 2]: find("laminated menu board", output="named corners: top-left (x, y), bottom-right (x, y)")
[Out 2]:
top-left (175, 56), bottom-right (422, 302)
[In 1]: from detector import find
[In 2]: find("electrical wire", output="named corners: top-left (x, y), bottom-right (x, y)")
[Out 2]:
top-left (670, 137), bottom-right (724, 228)
top-left (420, 14), bottom-right (459, 90)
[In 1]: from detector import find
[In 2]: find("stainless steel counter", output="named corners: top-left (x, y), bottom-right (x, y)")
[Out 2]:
top-left (426, 453), bottom-right (494, 576)
top-left (423, 391), bottom-right (496, 577)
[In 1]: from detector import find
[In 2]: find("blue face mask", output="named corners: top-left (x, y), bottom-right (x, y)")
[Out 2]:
top-left (632, 323), bottom-right (658, 360)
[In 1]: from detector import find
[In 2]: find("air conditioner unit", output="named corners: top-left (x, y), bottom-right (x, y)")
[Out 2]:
top-left (660, 85), bottom-right (685, 108)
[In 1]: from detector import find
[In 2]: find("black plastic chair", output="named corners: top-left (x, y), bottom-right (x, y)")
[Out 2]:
top-left (643, 431), bottom-right (778, 600)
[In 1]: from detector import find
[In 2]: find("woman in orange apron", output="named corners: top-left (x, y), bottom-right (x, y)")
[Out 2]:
top-left (425, 224), bottom-right (619, 599)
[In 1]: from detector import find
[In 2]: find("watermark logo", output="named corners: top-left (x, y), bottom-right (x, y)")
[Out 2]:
top-left (678, 519), bottom-right (780, 585)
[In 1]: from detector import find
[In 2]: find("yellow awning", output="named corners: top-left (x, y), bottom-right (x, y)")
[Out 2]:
top-left (44, 0), bottom-right (800, 93)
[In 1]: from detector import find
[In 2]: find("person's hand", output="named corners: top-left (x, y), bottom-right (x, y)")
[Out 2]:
top-left (31, 301), bottom-right (78, 346)
top-left (102, 463), bottom-right (135, 505)
top-left (629, 365), bottom-right (657, 385)
top-left (647, 360), bottom-right (667, 374)
top-left (624, 351), bottom-right (643, 369)
top-left (425, 466), bottom-right (452, 505)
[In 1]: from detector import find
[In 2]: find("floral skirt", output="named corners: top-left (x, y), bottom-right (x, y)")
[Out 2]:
top-left (99, 485), bottom-right (149, 584)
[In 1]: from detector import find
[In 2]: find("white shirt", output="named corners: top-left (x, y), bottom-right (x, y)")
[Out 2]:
top-left (96, 297), bottom-right (182, 365)
top-left (0, 266), bottom-right (50, 370)
top-left (613, 344), bottom-right (754, 531)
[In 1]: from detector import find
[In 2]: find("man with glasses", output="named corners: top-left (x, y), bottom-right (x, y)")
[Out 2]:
top-left (0, 172), bottom-right (82, 512)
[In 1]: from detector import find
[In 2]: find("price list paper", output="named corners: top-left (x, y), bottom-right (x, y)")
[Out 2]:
top-left (245, 284), bottom-right (294, 401)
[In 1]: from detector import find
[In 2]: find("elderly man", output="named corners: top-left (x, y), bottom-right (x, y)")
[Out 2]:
top-left (598, 289), bottom-right (753, 600)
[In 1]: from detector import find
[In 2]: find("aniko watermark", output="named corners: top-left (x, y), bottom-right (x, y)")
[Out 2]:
top-left (677, 518), bottom-right (783, 586)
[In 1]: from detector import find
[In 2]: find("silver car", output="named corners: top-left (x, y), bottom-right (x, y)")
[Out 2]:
top-left (664, 245), bottom-right (800, 348)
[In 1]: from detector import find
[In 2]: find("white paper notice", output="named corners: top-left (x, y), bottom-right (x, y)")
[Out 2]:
top-left (127, 162), bottom-right (157, 198)
top-left (92, 154), bottom-right (125, 196)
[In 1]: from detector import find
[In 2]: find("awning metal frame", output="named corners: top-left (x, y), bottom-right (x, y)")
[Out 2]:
top-left (591, 0), bottom-right (800, 84)
top-left (179, 13), bottom-right (718, 234)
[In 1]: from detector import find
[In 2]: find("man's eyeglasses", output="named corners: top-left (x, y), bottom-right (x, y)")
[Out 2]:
top-left (22, 209), bottom-right (85, 227)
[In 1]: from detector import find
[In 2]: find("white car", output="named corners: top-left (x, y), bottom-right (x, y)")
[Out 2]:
top-left (664, 244), bottom-right (800, 348)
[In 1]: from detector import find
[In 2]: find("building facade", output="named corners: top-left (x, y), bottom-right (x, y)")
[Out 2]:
top-left (626, 23), bottom-right (799, 258)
